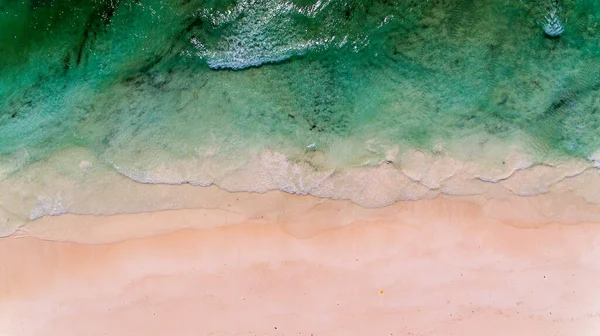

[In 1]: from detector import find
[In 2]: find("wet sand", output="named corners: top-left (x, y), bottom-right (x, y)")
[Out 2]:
top-left (2, 191), bottom-right (600, 335)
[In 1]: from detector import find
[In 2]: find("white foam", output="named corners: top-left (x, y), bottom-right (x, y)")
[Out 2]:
top-left (589, 150), bottom-right (600, 168)
top-left (192, 0), bottom-right (366, 69)
top-left (29, 195), bottom-right (67, 220)
top-left (2, 144), bottom-right (599, 232)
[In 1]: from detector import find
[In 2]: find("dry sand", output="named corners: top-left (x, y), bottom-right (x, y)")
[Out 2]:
top-left (1, 190), bottom-right (600, 335)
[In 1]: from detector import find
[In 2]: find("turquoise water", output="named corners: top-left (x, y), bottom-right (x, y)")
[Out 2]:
top-left (1, 0), bottom-right (600, 222)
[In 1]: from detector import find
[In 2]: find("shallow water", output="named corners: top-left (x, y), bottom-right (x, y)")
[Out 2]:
top-left (1, 0), bottom-right (600, 227)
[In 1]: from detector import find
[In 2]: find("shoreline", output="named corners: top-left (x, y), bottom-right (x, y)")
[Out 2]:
top-left (1, 144), bottom-right (600, 239)
top-left (10, 184), bottom-right (600, 244)
top-left (3, 147), bottom-right (600, 335)
top-left (2, 192), bottom-right (600, 335)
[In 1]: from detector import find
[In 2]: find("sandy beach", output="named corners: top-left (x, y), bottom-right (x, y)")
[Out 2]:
top-left (3, 0), bottom-right (600, 333)
top-left (2, 190), bottom-right (600, 336)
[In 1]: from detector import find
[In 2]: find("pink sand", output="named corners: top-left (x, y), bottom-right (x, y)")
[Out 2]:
top-left (2, 193), bottom-right (600, 335)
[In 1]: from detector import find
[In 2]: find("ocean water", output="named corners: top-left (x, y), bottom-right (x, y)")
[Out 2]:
top-left (1, 0), bottom-right (600, 233)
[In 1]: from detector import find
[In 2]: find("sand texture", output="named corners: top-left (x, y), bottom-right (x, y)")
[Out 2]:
top-left (2, 191), bottom-right (600, 335)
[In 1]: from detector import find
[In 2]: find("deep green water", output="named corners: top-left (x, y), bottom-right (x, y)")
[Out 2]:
top-left (1, 0), bottom-right (600, 176)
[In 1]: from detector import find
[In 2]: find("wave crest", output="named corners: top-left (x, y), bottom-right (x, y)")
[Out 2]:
top-left (189, 0), bottom-right (376, 69)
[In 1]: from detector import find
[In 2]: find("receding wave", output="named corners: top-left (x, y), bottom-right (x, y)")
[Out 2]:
top-left (1, 139), bottom-right (599, 236)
